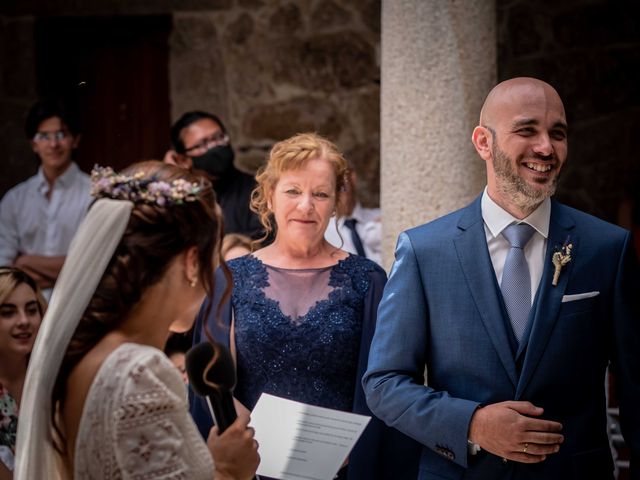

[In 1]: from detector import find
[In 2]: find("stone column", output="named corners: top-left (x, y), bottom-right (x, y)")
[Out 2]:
top-left (381, 0), bottom-right (496, 268)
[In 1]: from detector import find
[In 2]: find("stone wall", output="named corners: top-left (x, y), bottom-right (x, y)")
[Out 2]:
top-left (3, 0), bottom-right (638, 220)
top-left (170, 0), bottom-right (381, 207)
top-left (0, 0), bottom-right (382, 208)
top-left (498, 0), bottom-right (640, 223)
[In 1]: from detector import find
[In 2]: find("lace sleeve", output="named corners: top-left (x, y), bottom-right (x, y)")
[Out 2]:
top-left (110, 347), bottom-right (214, 479)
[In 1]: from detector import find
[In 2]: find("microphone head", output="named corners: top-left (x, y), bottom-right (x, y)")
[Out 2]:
top-left (185, 341), bottom-right (236, 397)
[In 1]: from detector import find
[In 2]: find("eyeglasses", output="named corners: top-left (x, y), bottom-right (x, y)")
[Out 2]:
top-left (33, 130), bottom-right (70, 143)
top-left (184, 133), bottom-right (230, 155)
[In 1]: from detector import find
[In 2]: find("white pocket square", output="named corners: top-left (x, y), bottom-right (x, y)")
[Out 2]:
top-left (562, 291), bottom-right (600, 303)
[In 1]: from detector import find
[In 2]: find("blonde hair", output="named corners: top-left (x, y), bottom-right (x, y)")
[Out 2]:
top-left (0, 266), bottom-right (47, 316)
top-left (251, 133), bottom-right (349, 241)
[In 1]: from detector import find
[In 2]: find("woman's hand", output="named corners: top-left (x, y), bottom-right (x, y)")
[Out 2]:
top-left (209, 414), bottom-right (260, 480)
top-left (233, 398), bottom-right (251, 417)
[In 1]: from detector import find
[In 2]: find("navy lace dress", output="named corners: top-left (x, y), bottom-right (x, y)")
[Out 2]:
top-left (190, 254), bottom-right (420, 479)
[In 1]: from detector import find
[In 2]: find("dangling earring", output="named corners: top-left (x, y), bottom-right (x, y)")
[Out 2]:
top-left (189, 277), bottom-right (197, 288)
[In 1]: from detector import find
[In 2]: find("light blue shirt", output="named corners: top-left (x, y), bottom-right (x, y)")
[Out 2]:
top-left (481, 188), bottom-right (551, 304)
top-left (0, 162), bottom-right (91, 266)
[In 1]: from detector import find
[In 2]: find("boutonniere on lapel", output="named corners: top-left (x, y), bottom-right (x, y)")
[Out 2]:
top-left (552, 237), bottom-right (573, 286)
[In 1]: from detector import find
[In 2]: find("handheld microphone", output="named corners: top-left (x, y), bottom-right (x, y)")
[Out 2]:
top-left (186, 342), bottom-right (261, 480)
top-left (186, 341), bottom-right (237, 433)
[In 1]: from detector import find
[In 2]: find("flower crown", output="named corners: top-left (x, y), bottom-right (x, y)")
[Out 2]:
top-left (91, 166), bottom-right (202, 206)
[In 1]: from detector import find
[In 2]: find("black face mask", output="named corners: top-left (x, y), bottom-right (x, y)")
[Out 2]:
top-left (191, 145), bottom-right (235, 178)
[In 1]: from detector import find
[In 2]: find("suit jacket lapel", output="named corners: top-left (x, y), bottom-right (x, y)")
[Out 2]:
top-left (454, 197), bottom-right (518, 387)
top-left (516, 201), bottom-right (577, 398)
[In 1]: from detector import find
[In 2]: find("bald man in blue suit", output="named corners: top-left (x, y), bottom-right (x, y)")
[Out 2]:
top-left (363, 78), bottom-right (640, 479)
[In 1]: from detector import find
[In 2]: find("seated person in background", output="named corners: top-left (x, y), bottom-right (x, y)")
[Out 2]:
top-left (164, 111), bottom-right (263, 240)
top-left (221, 233), bottom-right (252, 261)
top-left (0, 99), bottom-right (91, 299)
top-left (324, 163), bottom-right (382, 266)
top-left (617, 179), bottom-right (640, 259)
top-left (0, 267), bottom-right (46, 479)
top-left (165, 332), bottom-right (192, 385)
top-left (191, 133), bottom-right (420, 480)
top-left (14, 162), bottom-right (259, 480)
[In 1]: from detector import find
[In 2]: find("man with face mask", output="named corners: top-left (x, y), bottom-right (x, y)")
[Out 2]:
top-left (165, 111), bottom-right (263, 239)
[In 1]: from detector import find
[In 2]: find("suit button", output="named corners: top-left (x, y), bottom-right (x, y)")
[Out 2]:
top-left (435, 444), bottom-right (455, 460)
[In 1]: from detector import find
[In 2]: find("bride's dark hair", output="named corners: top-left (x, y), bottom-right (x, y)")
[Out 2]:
top-left (51, 160), bottom-right (230, 454)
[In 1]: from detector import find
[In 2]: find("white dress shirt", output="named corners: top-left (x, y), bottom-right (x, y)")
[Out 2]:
top-left (0, 162), bottom-right (92, 265)
top-left (481, 188), bottom-right (551, 304)
top-left (324, 202), bottom-right (382, 266)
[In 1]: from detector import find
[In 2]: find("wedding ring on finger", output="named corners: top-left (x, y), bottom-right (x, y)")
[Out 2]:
top-left (523, 443), bottom-right (529, 454)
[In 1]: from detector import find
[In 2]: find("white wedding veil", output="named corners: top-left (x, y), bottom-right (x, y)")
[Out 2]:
top-left (14, 198), bottom-right (133, 480)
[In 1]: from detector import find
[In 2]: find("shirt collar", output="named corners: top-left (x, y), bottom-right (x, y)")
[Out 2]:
top-left (350, 202), bottom-right (364, 222)
top-left (36, 162), bottom-right (79, 195)
top-left (481, 187), bottom-right (550, 239)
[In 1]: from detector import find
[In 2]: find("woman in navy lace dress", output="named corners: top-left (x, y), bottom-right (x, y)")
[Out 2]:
top-left (191, 133), bottom-right (420, 479)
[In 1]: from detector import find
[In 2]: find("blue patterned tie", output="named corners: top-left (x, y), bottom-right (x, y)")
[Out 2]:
top-left (501, 223), bottom-right (535, 344)
top-left (344, 218), bottom-right (367, 257)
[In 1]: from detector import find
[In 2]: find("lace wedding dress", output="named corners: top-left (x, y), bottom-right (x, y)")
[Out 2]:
top-left (75, 343), bottom-right (213, 479)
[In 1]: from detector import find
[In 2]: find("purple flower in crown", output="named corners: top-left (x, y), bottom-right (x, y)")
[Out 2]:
top-left (112, 186), bottom-right (124, 198)
top-left (90, 165), bottom-right (202, 206)
top-left (148, 181), bottom-right (170, 195)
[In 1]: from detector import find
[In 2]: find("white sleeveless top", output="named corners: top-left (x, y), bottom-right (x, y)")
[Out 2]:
top-left (74, 343), bottom-right (214, 479)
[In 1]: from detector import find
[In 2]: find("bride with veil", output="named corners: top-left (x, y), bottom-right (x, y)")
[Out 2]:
top-left (14, 161), bottom-right (259, 479)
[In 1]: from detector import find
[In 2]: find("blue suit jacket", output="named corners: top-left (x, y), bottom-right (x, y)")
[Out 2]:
top-left (363, 196), bottom-right (640, 480)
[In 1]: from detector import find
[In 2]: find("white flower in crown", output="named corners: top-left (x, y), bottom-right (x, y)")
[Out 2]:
top-left (90, 165), bottom-right (201, 206)
top-left (551, 238), bottom-right (573, 286)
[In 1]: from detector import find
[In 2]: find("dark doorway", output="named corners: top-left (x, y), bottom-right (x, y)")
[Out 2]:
top-left (35, 15), bottom-right (171, 172)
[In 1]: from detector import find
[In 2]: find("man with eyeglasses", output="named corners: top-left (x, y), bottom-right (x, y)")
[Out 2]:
top-left (164, 111), bottom-right (263, 240)
top-left (0, 99), bottom-right (91, 298)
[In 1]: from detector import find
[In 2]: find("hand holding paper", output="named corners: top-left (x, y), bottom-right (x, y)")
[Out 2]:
top-left (250, 394), bottom-right (370, 480)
